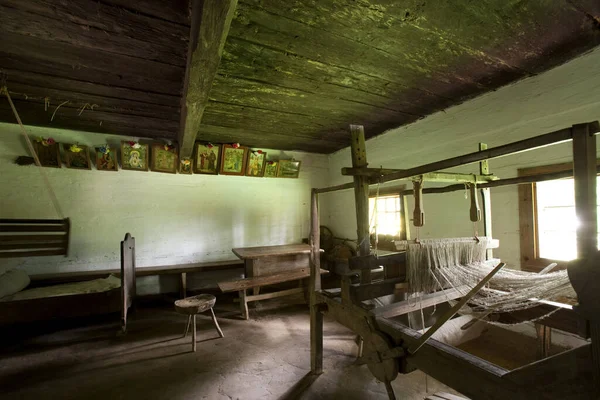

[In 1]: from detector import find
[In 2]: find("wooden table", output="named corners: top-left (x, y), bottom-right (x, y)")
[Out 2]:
top-left (228, 244), bottom-right (324, 319)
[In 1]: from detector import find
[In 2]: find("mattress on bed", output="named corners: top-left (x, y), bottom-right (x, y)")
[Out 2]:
top-left (0, 275), bottom-right (121, 302)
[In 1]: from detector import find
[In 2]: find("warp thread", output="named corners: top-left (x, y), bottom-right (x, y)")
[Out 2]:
top-left (406, 238), bottom-right (575, 319)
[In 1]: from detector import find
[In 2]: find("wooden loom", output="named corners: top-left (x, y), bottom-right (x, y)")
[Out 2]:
top-left (308, 122), bottom-right (600, 400)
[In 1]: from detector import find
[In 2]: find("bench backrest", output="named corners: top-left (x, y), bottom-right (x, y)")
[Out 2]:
top-left (0, 218), bottom-right (70, 258)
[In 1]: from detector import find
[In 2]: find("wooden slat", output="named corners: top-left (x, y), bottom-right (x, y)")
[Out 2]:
top-left (246, 287), bottom-right (304, 302)
top-left (349, 252), bottom-right (406, 271)
top-left (0, 225), bottom-right (67, 232)
top-left (0, 242), bottom-right (65, 251)
top-left (0, 219), bottom-right (64, 224)
top-left (179, 0), bottom-right (238, 158)
top-left (0, 249), bottom-right (66, 258)
top-left (0, 235), bottom-right (66, 243)
top-left (0, 1), bottom-right (189, 65)
top-left (232, 244), bottom-right (312, 259)
top-left (6, 82), bottom-right (179, 121)
top-left (218, 268), bottom-right (328, 292)
top-left (0, 101), bottom-right (177, 140)
top-left (372, 286), bottom-right (469, 318)
top-left (349, 278), bottom-right (407, 302)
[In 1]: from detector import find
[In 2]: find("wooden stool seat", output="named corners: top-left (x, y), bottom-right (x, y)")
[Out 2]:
top-left (174, 294), bottom-right (223, 352)
top-left (175, 294), bottom-right (216, 315)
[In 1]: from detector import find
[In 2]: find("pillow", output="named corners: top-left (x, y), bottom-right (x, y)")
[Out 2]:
top-left (0, 269), bottom-right (30, 299)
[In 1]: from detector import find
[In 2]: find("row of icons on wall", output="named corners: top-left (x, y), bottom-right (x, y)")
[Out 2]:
top-left (28, 138), bottom-right (301, 178)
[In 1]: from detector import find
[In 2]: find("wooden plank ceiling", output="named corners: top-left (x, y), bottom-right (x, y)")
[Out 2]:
top-left (1, 0), bottom-right (599, 154)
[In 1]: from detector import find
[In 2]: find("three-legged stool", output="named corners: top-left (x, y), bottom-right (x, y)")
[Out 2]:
top-left (174, 294), bottom-right (224, 351)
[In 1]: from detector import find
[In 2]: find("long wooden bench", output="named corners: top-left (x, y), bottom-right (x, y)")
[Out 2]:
top-left (30, 259), bottom-right (244, 298)
top-left (218, 267), bottom-right (328, 314)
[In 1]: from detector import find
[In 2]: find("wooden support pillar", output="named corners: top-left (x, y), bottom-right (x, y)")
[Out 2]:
top-left (571, 122), bottom-right (599, 391)
top-left (180, 272), bottom-right (187, 299)
top-left (535, 324), bottom-right (552, 360)
top-left (309, 189), bottom-right (323, 374)
top-left (350, 125), bottom-right (371, 284)
top-left (178, 0), bottom-right (238, 158)
top-left (479, 143), bottom-right (493, 259)
top-left (572, 124), bottom-right (598, 258)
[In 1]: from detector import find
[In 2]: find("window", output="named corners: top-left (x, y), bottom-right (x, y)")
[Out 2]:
top-left (519, 161), bottom-right (599, 270)
top-left (536, 177), bottom-right (600, 261)
top-left (369, 195), bottom-right (402, 237)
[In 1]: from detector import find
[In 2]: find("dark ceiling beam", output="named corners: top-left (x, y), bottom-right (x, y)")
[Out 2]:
top-left (178, 0), bottom-right (238, 159)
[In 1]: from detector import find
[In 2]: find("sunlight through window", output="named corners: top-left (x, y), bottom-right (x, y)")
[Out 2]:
top-left (536, 177), bottom-right (600, 261)
top-left (369, 195), bottom-right (401, 237)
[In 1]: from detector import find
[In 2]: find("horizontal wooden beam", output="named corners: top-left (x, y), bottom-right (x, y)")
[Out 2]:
top-left (375, 125), bottom-right (583, 185)
top-left (400, 165), bottom-right (600, 196)
top-left (179, 0), bottom-right (238, 158)
top-left (394, 239), bottom-right (499, 251)
top-left (372, 286), bottom-right (469, 318)
top-left (218, 268), bottom-right (328, 292)
top-left (349, 278), bottom-right (407, 302)
top-left (246, 287), bottom-right (304, 302)
top-left (342, 168), bottom-right (498, 184)
top-left (349, 252), bottom-right (406, 271)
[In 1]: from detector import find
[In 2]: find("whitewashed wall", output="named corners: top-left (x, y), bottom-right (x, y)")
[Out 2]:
top-left (0, 124), bottom-right (329, 293)
top-left (323, 46), bottom-right (600, 269)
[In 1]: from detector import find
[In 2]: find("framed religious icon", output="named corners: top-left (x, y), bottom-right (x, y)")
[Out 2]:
top-left (219, 144), bottom-right (248, 176)
top-left (121, 141), bottom-right (149, 171)
top-left (193, 142), bottom-right (221, 175)
top-left (33, 137), bottom-right (61, 168)
top-left (277, 160), bottom-right (301, 178)
top-left (179, 158), bottom-right (193, 174)
top-left (95, 145), bottom-right (118, 171)
top-left (63, 143), bottom-right (92, 170)
top-left (264, 161), bottom-right (279, 178)
top-left (245, 150), bottom-right (267, 177)
top-left (151, 143), bottom-right (178, 174)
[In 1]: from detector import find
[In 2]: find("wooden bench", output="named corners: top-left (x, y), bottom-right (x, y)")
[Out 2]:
top-left (219, 244), bottom-right (326, 319)
top-left (30, 259), bottom-right (244, 298)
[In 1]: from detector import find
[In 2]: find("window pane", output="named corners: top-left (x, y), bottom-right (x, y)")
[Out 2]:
top-left (369, 195), bottom-right (401, 237)
top-left (536, 177), bottom-right (600, 261)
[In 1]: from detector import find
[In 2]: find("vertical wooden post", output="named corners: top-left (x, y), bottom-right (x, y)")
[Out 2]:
top-left (309, 189), bottom-right (323, 374)
top-left (572, 124), bottom-right (597, 258)
top-left (535, 323), bottom-right (552, 360)
top-left (350, 124), bottom-right (371, 284)
top-left (180, 272), bottom-right (187, 299)
top-left (480, 143), bottom-right (493, 259)
top-left (572, 123), bottom-right (599, 391)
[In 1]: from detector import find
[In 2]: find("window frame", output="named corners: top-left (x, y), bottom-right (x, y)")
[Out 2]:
top-left (518, 160), bottom-right (597, 272)
top-left (368, 185), bottom-right (408, 244)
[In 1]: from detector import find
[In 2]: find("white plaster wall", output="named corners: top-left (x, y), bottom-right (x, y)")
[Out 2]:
top-left (0, 124), bottom-right (329, 293)
top-left (323, 46), bottom-right (600, 269)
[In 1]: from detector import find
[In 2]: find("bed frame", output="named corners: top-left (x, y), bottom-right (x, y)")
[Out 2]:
top-left (308, 123), bottom-right (600, 399)
top-left (0, 233), bottom-right (136, 332)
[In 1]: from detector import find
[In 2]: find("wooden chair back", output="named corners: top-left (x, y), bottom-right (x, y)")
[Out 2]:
top-left (0, 218), bottom-right (70, 258)
top-left (120, 233), bottom-right (136, 332)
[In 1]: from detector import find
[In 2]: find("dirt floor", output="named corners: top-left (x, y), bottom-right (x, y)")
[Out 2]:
top-left (0, 294), bottom-right (568, 400)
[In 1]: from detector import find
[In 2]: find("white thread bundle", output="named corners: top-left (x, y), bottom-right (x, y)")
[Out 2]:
top-left (406, 238), bottom-right (576, 316)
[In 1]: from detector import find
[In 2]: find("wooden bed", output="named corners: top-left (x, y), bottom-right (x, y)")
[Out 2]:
top-left (0, 232), bottom-right (136, 332)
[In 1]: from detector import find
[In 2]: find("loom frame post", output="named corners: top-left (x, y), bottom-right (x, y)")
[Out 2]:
top-left (571, 123), bottom-right (600, 391)
top-left (479, 143), bottom-right (494, 259)
top-left (350, 124), bottom-right (372, 284)
top-left (309, 189), bottom-right (324, 375)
